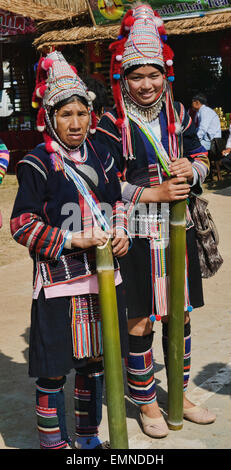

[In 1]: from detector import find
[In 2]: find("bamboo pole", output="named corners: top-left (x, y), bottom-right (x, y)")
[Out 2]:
top-left (96, 239), bottom-right (129, 449)
top-left (167, 199), bottom-right (186, 430)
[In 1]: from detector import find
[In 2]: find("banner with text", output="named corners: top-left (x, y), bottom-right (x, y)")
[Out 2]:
top-left (89, 0), bottom-right (231, 25)
top-left (0, 9), bottom-right (36, 36)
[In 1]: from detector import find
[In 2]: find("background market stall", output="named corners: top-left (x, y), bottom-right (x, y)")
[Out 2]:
top-left (0, 0), bottom-right (87, 171)
top-left (1, 1), bottom-right (231, 171)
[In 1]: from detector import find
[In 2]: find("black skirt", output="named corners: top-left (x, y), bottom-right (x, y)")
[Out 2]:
top-left (29, 284), bottom-right (128, 378)
top-left (119, 227), bottom-right (204, 320)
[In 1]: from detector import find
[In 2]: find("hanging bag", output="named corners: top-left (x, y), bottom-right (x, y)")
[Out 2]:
top-left (189, 195), bottom-right (223, 278)
top-left (173, 106), bottom-right (223, 279)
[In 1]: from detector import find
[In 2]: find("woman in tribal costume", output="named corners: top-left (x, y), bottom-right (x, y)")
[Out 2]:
top-left (0, 138), bottom-right (10, 228)
top-left (10, 50), bottom-right (129, 449)
top-left (96, 3), bottom-right (216, 438)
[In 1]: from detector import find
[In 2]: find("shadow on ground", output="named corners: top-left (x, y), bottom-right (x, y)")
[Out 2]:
top-left (1, 324), bottom-right (230, 449)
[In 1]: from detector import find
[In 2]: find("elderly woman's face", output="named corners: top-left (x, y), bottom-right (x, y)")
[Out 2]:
top-left (55, 99), bottom-right (90, 148)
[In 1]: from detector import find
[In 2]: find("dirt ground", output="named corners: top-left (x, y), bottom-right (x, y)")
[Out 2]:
top-left (0, 175), bottom-right (24, 266)
top-left (0, 171), bottom-right (231, 451)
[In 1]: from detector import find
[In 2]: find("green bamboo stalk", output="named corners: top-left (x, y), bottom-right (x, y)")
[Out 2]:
top-left (167, 199), bottom-right (186, 430)
top-left (96, 239), bottom-right (129, 449)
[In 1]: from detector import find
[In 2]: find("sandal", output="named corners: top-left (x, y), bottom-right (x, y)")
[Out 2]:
top-left (140, 411), bottom-right (169, 438)
top-left (183, 405), bottom-right (216, 424)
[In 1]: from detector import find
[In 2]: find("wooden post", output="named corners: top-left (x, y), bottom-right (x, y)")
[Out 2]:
top-left (86, 0), bottom-right (97, 27)
top-left (96, 240), bottom-right (129, 449)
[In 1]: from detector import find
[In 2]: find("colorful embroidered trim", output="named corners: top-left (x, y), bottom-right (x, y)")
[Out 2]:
top-left (64, 160), bottom-right (110, 232)
top-left (71, 294), bottom-right (103, 359)
top-left (184, 334), bottom-right (191, 392)
top-left (0, 141), bottom-right (10, 183)
top-left (125, 348), bottom-right (156, 405)
top-left (128, 113), bottom-right (171, 175)
top-left (10, 212), bottom-right (67, 259)
top-left (75, 370), bottom-right (104, 438)
top-left (39, 249), bottom-right (97, 287)
top-left (36, 385), bottom-right (69, 449)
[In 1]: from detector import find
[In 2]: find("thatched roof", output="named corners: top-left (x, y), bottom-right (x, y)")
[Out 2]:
top-left (0, 0), bottom-right (88, 21)
top-left (33, 10), bottom-right (231, 49)
top-left (34, 24), bottom-right (119, 48)
top-left (1, 1), bottom-right (231, 47)
top-left (165, 10), bottom-right (231, 35)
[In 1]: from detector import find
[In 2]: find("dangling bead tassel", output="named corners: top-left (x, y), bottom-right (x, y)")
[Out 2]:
top-left (90, 110), bottom-right (97, 134)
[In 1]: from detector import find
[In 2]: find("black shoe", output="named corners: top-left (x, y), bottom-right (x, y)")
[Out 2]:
top-left (221, 157), bottom-right (231, 171)
top-left (94, 441), bottom-right (111, 449)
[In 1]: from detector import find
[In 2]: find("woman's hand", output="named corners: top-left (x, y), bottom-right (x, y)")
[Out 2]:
top-left (169, 157), bottom-right (194, 183)
top-left (111, 228), bottom-right (129, 257)
top-left (70, 226), bottom-right (129, 256)
top-left (140, 176), bottom-right (190, 203)
top-left (71, 226), bottom-right (110, 250)
top-left (157, 177), bottom-right (190, 202)
top-left (222, 148), bottom-right (231, 156)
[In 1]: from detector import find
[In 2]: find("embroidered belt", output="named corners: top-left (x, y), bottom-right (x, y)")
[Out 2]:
top-left (39, 249), bottom-right (118, 287)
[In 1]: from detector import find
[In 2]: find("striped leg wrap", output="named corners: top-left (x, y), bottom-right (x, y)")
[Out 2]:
top-left (125, 333), bottom-right (156, 405)
top-left (162, 321), bottom-right (191, 392)
top-left (36, 377), bottom-right (70, 449)
top-left (183, 324), bottom-right (191, 392)
top-left (75, 361), bottom-right (104, 439)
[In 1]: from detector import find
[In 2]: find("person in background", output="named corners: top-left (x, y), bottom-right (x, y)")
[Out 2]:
top-left (191, 93), bottom-right (221, 151)
top-left (0, 138), bottom-right (10, 228)
top-left (188, 106), bottom-right (199, 128)
top-left (220, 125), bottom-right (231, 171)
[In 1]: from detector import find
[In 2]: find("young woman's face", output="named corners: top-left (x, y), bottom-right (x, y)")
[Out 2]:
top-left (126, 65), bottom-right (165, 106)
top-left (55, 99), bottom-right (90, 148)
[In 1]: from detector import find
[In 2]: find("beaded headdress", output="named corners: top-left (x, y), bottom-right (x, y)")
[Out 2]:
top-left (121, 4), bottom-right (165, 72)
top-left (109, 3), bottom-right (179, 160)
top-left (32, 50), bottom-right (97, 153)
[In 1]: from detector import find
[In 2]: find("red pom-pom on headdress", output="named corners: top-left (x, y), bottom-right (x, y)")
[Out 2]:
top-left (90, 110), bottom-right (97, 134)
top-left (162, 43), bottom-right (175, 82)
top-left (36, 107), bottom-right (46, 132)
top-left (43, 132), bottom-right (59, 153)
top-left (36, 83), bottom-right (47, 99)
top-left (120, 9), bottom-right (135, 35)
top-left (36, 107), bottom-right (59, 153)
top-left (32, 56), bottom-right (50, 109)
top-left (32, 53), bottom-right (57, 153)
top-left (109, 9), bottom-right (136, 130)
top-left (42, 57), bottom-right (53, 71)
